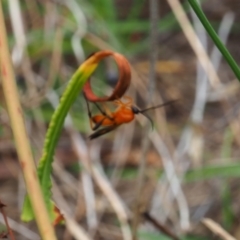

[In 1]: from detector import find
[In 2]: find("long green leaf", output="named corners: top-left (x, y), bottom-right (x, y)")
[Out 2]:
top-left (185, 163), bottom-right (240, 182)
top-left (21, 62), bottom-right (98, 221)
top-left (188, 0), bottom-right (240, 81)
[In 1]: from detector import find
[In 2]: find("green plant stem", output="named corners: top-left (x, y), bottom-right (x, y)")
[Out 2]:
top-left (0, 2), bottom-right (57, 240)
top-left (22, 58), bottom-right (99, 221)
top-left (38, 70), bottom-right (86, 195)
top-left (188, 0), bottom-right (240, 81)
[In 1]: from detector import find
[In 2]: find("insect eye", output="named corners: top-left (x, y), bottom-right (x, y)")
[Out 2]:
top-left (131, 106), bottom-right (140, 114)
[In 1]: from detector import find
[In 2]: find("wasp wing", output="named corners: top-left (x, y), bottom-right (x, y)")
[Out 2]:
top-left (89, 125), bottom-right (118, 140)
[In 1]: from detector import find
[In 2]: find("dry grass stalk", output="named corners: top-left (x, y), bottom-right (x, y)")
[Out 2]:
top-left (166, 0), bottom-right (221, 88)
top-left (0, 3), bottom-right (57, 240)
top-left (202, 218), bottom-right (236, 240)
top-left (132, 0), bottom-right (159, 237)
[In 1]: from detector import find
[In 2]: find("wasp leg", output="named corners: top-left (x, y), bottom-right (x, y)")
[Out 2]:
top-left (89, 125), bottom-right (118, 140)
top-left (83, 93), bottom-right (113, 130)
top-left (123, 96), bottom-right (133, 105)
top-left (92, 117), bottom-right (108, 131)
top-left (83, 93), bottom-right (97, 130)
top-left (102, 103), bottom-right (114, 119)
top-left (93, 102), bottom-right (114, 120)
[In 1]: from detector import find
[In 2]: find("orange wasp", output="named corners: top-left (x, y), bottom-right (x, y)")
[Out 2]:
top-left (84, 94), bottom-right (176, 140)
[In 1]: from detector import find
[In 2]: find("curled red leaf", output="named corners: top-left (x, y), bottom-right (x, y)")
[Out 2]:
top-left (83, 50), bottom-right (131, 102)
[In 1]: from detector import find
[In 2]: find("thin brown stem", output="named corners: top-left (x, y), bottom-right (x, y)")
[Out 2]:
top-left (132, 0), bottom-right (159, 238)
top-left (0, 200), bottom-right (16, 240)
top-left (143, 212), bottom-right (180, 240)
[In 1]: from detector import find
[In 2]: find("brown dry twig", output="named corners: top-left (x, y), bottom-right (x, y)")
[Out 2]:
top-left (132, 0), bottom-right (159, 238)
top-left (143, 212), bottom-right (180, 240)
top-left (0, 200), bottom-right (15, 240)
top-left (0, 232), bottom-right (8, 239)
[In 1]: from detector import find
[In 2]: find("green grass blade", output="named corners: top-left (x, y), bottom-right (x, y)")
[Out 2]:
top-left (221, 183), bottom-right (234, 230)
top-left (188, 0), bottom-right (240, 81)
top-left (21, 62), bottom-right (98, 221)
top-left (185, 163), bottom-right (240, 182)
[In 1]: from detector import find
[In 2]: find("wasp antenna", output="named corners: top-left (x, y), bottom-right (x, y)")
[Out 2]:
top-left (141, 112), bottom-right (154, 130)
top-left (140, 99), bottom-right (178, 114)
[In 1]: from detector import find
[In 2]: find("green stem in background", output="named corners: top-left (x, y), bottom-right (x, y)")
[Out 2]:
top-left (188, 0), bottom-right (240, 81)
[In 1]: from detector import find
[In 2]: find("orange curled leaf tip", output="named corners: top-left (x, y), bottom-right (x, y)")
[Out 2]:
top-left (84, 50), bottom-right (113, 65)
top-left (83, 51), bottom-right (131, 102)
